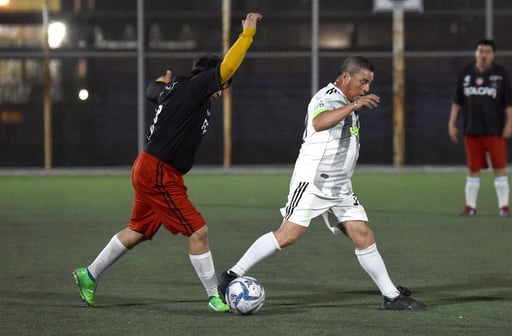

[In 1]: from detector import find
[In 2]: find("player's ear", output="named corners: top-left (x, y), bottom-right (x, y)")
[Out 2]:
top-left (338, 72), bottom-right (351, 86)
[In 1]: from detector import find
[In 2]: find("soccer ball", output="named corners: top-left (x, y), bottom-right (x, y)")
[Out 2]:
top-left (225, 276), bottom-right (265, 315)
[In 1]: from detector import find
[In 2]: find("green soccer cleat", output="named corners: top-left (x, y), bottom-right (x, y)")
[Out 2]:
top-left (72, 268), bottom-right (96, 307)
top-left (208, 291), bottom-right (230, 312)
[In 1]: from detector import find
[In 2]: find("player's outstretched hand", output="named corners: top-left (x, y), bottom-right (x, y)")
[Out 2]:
top-left (155, 70), bottom-right (172, 83)
top-left (242, 13), bottom-right (263, 30)
top-left (448, 124), bottom-right (459, 143)
top-left (354, 93), bottom-right (380, 111)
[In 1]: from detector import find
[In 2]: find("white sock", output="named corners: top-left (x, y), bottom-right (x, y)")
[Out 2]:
top-left (494, 176), bottom-right (509, 208)
top-left (355, 243), bottom-right (399, 298)
top-left (465, 177), bottom-right (480, 208)
top-left (189, 251), bottom-right (218, 298)
top-left (88, 234), bottom-right (128, 280)
top-left (231, 232), bottom-right (281, 276)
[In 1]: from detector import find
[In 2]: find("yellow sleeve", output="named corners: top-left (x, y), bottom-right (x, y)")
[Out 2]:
top-left (220, 27), bottom-right (256, 83)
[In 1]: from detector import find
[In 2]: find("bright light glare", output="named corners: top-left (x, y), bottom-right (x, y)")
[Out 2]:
top-left (78, 89), bottom-right (89, 101)
top-left (0, 0), bottom-right (10, 6)
top-left (48, 21), bottom-right (66, 48)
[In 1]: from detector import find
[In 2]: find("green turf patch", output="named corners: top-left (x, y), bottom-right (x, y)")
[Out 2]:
top-left (1, 172), bottom-right (511, 335)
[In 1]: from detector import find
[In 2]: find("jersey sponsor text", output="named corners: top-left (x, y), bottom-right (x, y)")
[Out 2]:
top-left (463, 86), bottom-right (497, 99)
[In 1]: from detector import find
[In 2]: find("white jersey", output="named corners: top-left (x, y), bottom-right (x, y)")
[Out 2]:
top-left (290, 82), bottom-right (360, 197)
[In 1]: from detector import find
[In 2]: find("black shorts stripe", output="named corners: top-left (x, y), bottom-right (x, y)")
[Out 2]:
top-left (155, 160), bottom-right (194, 235)
top-left (284, 182), bottom-right (308, 220)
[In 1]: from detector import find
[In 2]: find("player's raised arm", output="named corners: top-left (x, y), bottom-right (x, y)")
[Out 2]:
top-left (219, 12), bottom-right (262, 84)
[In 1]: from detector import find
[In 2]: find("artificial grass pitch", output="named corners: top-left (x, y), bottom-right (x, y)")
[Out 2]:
top-left (0, 171), bottom-right (510, 335)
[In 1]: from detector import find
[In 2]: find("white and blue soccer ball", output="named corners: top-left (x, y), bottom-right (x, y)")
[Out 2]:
top-left (225, 276), bottom-right (265, 315)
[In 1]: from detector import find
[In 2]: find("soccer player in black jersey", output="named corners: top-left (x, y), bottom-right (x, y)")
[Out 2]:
top-left (72, 13), bottom-right (263, 311)
top-left (448, 39), bottom-right (512, 217)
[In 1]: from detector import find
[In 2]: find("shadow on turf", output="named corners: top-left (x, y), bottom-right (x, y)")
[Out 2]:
top-left (409, 274), bottom-right (512, 307)
top-left (75, 281), bottom-right (509, 312)
top-left (253, 275), bottom-right (512, 314)
top-left (11, 273), bottom-right (501, 313)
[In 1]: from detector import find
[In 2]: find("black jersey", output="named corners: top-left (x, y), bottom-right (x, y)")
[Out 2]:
top-left (144, 65), bottom-right (223, 173)
top-left (453, 63), bottom-right (512, 136)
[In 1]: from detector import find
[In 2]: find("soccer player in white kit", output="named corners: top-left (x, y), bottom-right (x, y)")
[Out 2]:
top-left (219, 56), bottom-right (427, 310)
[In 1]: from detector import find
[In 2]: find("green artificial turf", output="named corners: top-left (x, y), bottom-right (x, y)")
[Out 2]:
top-left (0, 171), bottom-right (510, 335)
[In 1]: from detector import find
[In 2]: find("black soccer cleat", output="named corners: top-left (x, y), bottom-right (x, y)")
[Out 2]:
top-left (382, 286), bottom-right (428, 310)
top-left (218, 270), bottom-right (239, 304)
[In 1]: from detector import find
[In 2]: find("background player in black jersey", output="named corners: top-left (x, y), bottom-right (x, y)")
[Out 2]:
top-left (448, 39), bottom-right (512, 217)
top-left (72, 12), bottom-right (263, 311)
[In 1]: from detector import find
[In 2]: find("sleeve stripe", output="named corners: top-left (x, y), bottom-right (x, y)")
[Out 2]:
top-left (312, 107), bottom-right (329, 120)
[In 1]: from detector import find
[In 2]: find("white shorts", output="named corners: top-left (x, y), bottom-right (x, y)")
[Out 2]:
top-left (280, 181), bottom-right (368, 234)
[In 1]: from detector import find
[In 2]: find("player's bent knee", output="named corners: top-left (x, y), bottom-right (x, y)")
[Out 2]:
top-left (117, 228), bottom-right (146, 249)
top-left (189, 225), bottom-right (208, 241)
top-left (187, 225), bottom-right (210, 254)
top-left (343, 221), bottom-right (374, 249)
top-left (274, 223), bottom-right (304, 247)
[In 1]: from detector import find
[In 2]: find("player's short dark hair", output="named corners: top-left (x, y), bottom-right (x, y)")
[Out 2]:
top-left (190, 53), bottom-right (221, 76)
top-left (337, 56), bottom-right (375, 76)
top-left (476, 38), bottom-right (496, 51)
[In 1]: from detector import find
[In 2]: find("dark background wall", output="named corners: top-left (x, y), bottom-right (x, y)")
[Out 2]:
top-left (1, 0), bottom-right (511, 167)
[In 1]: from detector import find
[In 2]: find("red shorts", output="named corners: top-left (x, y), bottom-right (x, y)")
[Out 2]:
top-left (127, 151), bottom-right (205, 238)
top-left (463, 135), bottom-right (507, 171)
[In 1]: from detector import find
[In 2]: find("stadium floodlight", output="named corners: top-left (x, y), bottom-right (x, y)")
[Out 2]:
top-left (78, 89), bottom-right (89, 101)
top-left (48, 21), bottom-right (66, 48)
